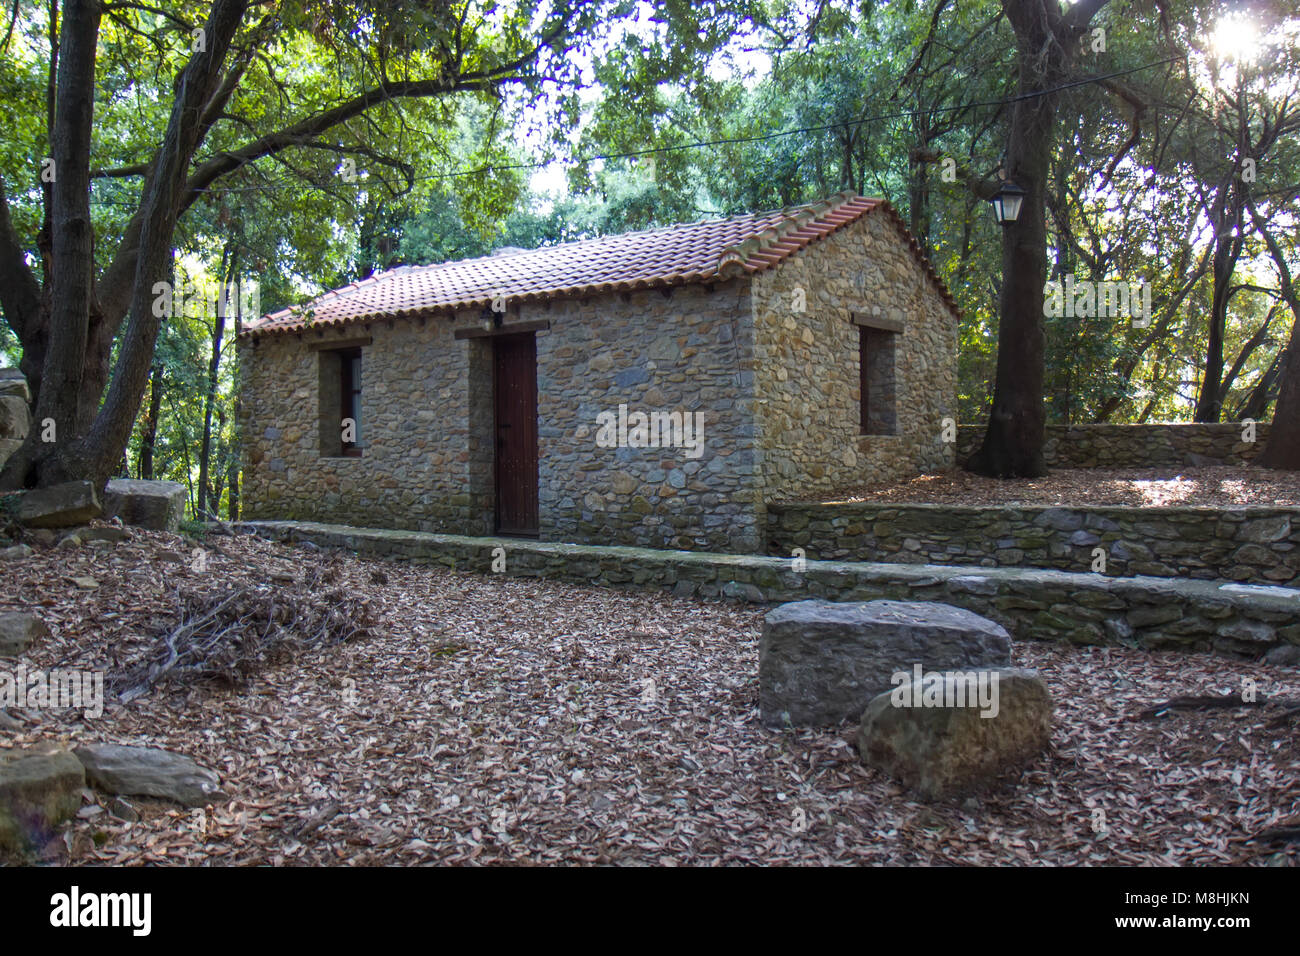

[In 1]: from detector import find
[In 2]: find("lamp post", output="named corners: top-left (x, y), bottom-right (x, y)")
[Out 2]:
top-left (989, 180), bottom-right (1026, 226)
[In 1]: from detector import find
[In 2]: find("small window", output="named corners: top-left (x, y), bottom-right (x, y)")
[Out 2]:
top-left (859, 325), bottom-right (897, 436)
top-left (339, 348), bottom-right (362, 456)
top-left (318, 346), bottom-right (363, 457)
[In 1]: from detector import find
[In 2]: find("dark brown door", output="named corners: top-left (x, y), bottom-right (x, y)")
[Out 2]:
top-left (493, 333), bottom-right (539, 535)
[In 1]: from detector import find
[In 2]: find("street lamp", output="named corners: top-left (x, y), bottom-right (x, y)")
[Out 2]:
top-left (989, 180), bottom-right (1026, 226)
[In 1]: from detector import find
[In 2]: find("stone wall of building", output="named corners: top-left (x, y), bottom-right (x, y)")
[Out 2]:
top-left (955, 422), bottom-right (1268, 469)
top-left (766, 502), bottom-right (1300, 584)
top-left (239, 281), bottom-right (766, 551)
top-left (751, 211), bottom-right (958, 501)
top-left (536, 279), bottom-right (764, 552)
top-left (239, 315), bottom-right (483, 533)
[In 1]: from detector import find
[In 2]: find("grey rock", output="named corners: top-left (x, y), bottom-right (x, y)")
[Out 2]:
top-left (1067, 530), bottom-right (1101, 547)
top-left (857, 667), bottom-right (1052, 800)
top-left (0, 395), bottom-right (29, 440)
top-left (721, 580), bottom-right (764, 602)
top-left (0, 749), bottom-right (86, 854)
top-left (79, 526), bottom-right (131, 545)
top-left (0, 544), bottom-right (32, 561)
top-left (1264, 644), bottom-right (1300, 666)
top-left (1033, 508), bottom-right (1083, 532)
top-left (0, 612), bottom-right (50, 657)
top-left (1239, 516), bottom-right (1291, 544)
top-left (0, 368), bottom-right (30, 402)
top-left (102, 479), bottom-right (186, 532)
top-left (17, 480), bottom-right (103, 528)
top-left (73, 744), bottom-right (225, 808)
top-left (760, 599), bottom-right (1012, 728)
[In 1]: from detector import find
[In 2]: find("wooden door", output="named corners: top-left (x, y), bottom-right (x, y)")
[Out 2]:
top-left (493, 333), bottom-right (539, 535)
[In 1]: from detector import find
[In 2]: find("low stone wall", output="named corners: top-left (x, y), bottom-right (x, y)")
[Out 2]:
top-left (243, 520), bottom-right (1300, 658)
top-left (766, 503), bottom-right (1300, 585)
top-left (955, 422), bottom-right (1267, 469)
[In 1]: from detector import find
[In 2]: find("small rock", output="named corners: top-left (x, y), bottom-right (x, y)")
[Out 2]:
top-left (71, 576), bottom-right (98, 590)
top-left (0, 612), bottom-right (50, 657)
top-left (80, 526), bottom-right (130, 545)
top-left (1264, 644), bottom-right (1300, 667)
top-left (106, 797), bottom-right (139, 822)
top-left (76, 804), bottom-right (104, 819)
top-left (55, 535), bottom-right (82, 550)
top-left (0, 544), bottom-right (33, 561)
top-left (73, 743), bottom-right (225, 808)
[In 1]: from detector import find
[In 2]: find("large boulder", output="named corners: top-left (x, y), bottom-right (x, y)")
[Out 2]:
top-left (0, 749), bottom-right (86, 855)
top-left (17, 480), bottom-right (103, 528)
top-left (760, 599), bottom-right (1012, 728)
top-left (857, 667), bottom-right (1052, 800)
top-left (102, 479), bottom-right (186, 532)
top-left (73, 743), bottom-right (224, 807)
top-left (0, 612), bottom-right (50, 657)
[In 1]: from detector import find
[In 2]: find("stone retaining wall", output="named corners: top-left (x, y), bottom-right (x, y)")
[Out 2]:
top-left (766, 503), bottom-right (1300, 585)
top-left (244, 520), bottom-right (1300, 659)
top-left (955, 422), bottom-right (1267, 469)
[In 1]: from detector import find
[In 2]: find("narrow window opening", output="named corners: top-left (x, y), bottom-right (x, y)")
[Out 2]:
top-left (859, 326), bottom-right (897, 436)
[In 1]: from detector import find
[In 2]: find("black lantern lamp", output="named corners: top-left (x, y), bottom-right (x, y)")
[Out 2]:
top-left (989, 179), bottom-right (1026, 225)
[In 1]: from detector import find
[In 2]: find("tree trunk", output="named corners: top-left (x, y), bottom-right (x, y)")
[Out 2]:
top-left (60, 0), bottom-right (249, 487)
top-left (966, 0), bottom-right (1099, 477)
top-left (1250, 203), bottom-right (1300, 470)
top-left (1192, 180), bottom-right (1245, 422)
top-left (198, 247), bottom-right (235, 517)
top-left (138, 362), bottom-right (163, 479)
top-left (0, 0), bottom-right (102, 489)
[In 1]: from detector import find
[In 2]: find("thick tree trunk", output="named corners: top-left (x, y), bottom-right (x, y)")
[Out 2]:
top-left (1250, 204), bottom-right (1300, 470)
top-left (966, 0), bottom-right (1102, 477)
top-left (61, 0), bottom-right (249, 487)
top-left (0, 0), bottom-right (102, 489)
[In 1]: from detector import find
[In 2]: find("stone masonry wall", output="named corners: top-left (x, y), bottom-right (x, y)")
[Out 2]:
top-left (537, 279), bottom-right (764, 552)
top-left (767, 502), bottom-right (1300, 584)
top-left (246, 520), bottom-right (1300, 659)
top-left (752, 211), bottom-right (957, 501)
top-left (955, 422), bottom-right (1268, 469)
top-left (239, 281), bottom-right (765, 551)
top-left (239, 316), bottom-right (482, 533)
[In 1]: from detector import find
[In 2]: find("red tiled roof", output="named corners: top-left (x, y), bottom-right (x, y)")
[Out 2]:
top-left (243, 191), bottom-right (958, 338)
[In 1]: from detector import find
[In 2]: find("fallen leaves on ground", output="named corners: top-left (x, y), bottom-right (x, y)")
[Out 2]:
top-left (804, 466), bottom-right (1300, 508)
top-left (1, 525), bottom-right (1296, 865)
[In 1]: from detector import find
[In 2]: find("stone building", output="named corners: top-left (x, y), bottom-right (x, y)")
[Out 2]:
top-left (238, 191), bottom-right (959, 553)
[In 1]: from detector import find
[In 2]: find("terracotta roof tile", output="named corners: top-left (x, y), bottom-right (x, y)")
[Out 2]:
top-left (243, 191), bottom-right (958, 338)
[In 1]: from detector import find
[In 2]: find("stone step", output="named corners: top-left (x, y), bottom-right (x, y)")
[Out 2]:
top-left (240, 520), bottom-right (1300, 659)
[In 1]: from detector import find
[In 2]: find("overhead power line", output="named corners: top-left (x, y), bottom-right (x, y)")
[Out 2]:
top-left (86, 53), bottom-right (1181, 203)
